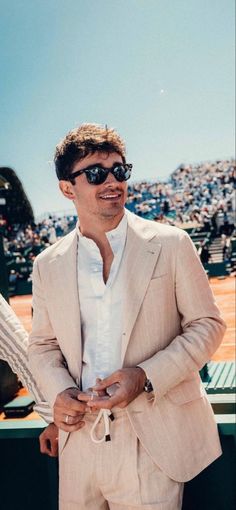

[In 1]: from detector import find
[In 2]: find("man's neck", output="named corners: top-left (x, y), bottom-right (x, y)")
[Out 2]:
top-left (77, 210), bottom-right (126, 283)
top-left (78, 210), bottom-right (125, 245)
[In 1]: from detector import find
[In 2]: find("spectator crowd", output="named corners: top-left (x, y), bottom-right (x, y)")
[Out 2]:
top-left (1, 158), bottom-right (235, 292)
top-left (126, 159), bottom-right (235, 234)
top-left (1, 215), bottom-right (77, 293)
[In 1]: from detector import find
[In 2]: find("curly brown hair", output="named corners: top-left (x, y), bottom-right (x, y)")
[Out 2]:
top-left (54, 123), bottom-right (126, 180)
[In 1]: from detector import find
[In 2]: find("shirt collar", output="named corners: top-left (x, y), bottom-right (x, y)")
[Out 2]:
top-left (76, 210), bottom-right (128, 244)
top-left (105, 212), bottom-right (127, 242)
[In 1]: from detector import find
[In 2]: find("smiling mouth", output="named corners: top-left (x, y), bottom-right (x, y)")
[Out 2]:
top-left (99, 192), bottom-right (122, 200)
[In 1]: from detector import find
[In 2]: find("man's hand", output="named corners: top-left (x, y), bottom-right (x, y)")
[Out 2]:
top-left (84, 368), bottom-right (146, 411)
top-left (39, 423), bottom-right (58, 457)
top-left (53, 387), bottom-right (91, 431)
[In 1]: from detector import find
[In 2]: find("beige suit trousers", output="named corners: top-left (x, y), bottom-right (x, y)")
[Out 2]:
top-left (59, 409), bottom-right (184, 510)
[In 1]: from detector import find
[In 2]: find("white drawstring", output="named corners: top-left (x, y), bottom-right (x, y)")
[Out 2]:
top-left (90, 408), bottom-right (114, 443)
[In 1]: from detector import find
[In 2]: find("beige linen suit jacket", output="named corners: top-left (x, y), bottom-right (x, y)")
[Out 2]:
top-left (28, 210), bottom-right (226, 481)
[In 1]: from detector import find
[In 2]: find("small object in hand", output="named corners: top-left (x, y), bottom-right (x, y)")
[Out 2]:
top-left (86, 388), bottom-right (109, 401)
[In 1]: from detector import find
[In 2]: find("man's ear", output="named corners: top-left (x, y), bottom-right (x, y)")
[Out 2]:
top-left (59, 180), bottom-right (75, 200)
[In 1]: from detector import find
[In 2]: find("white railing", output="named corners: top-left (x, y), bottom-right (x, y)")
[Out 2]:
top-left (35, 208), bottom-right (76, 223)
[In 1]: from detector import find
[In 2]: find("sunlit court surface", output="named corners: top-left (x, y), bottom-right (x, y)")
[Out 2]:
top-left (10, 275), bottom-right (235, 362)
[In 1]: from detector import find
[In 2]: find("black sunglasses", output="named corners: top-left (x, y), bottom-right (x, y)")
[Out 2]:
top-left (68, 163), bottom-right (132, 185)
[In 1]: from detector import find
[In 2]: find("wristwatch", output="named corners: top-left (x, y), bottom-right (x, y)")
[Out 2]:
top-left (144, 378), bottom-right (153, 393)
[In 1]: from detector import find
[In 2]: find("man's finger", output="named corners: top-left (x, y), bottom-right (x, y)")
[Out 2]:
top-left (56, 398), bottom-right (87, 413)
top-left (87, 391), bottom-right (125, 410)
top-left (56, 420), bottom-right (86, 432)
top-left (93, 372), bottom-right (120, 391)
top-left (39, 435), bottom-right (47, 454)
top-left (54, 411), bottom-right (85, 427)
top-left (63, 413), bottom-right (85, 425)
top-left (49, 439), bottom-right (59, 457)
top-left (54, 406), bottom-right (85, 417)
top-left (77, 392), bottom-right (94, 402)
top-left (39, 435), bottom-right (54, 456)
top-left (41, 438), bottom-right (58, 457)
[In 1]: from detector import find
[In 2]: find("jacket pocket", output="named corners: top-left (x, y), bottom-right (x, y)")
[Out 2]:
top-left (166, 378), bottom-right (205, 405)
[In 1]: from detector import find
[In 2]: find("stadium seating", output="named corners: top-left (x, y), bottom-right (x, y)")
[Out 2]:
top-left (204, 261), bottom-right (231, 278)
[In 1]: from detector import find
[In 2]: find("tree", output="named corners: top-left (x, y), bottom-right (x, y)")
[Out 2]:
top-left (0, 167), bottom-right (34, 226)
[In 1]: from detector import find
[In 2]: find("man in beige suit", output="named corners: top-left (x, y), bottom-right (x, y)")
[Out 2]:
top-left (28, 123), bottom-right (226, 510)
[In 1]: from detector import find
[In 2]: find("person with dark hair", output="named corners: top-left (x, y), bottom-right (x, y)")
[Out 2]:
top-left (29, 123), bottom-right (225, 510)
top-left (199, 241), bottom-right (212, 265)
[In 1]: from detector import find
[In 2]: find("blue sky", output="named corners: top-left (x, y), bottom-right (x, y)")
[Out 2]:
top-left (0, 0), bottom-right (235, 217)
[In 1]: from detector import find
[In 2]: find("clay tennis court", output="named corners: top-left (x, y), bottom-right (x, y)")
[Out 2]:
top-left (10, 276), bottom-right (235, 362)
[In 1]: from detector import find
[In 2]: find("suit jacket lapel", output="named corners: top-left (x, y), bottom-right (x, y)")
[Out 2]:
top-left (49, 215), bottom-right (161, 374)
top-left (50, 231), bottom-right (82, 378)
top-left (121, 214), bottom-right (162, 364)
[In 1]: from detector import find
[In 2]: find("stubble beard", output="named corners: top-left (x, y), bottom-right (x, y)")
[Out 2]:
top-left (99, 202), bottom-right (125, 220)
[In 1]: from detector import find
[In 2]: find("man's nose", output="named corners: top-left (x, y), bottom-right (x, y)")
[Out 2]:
top-left (103, 171), bottom-right (117, 185)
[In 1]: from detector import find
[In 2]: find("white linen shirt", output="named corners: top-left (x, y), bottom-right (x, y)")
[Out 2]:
top-left (77, 213), bottom-right (127, 391)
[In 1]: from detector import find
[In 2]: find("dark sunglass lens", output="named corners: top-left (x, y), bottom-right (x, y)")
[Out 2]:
top-left (113, 165), bottom-right (131, 182)
top-left (86, 167), bottom-right (108, 185)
